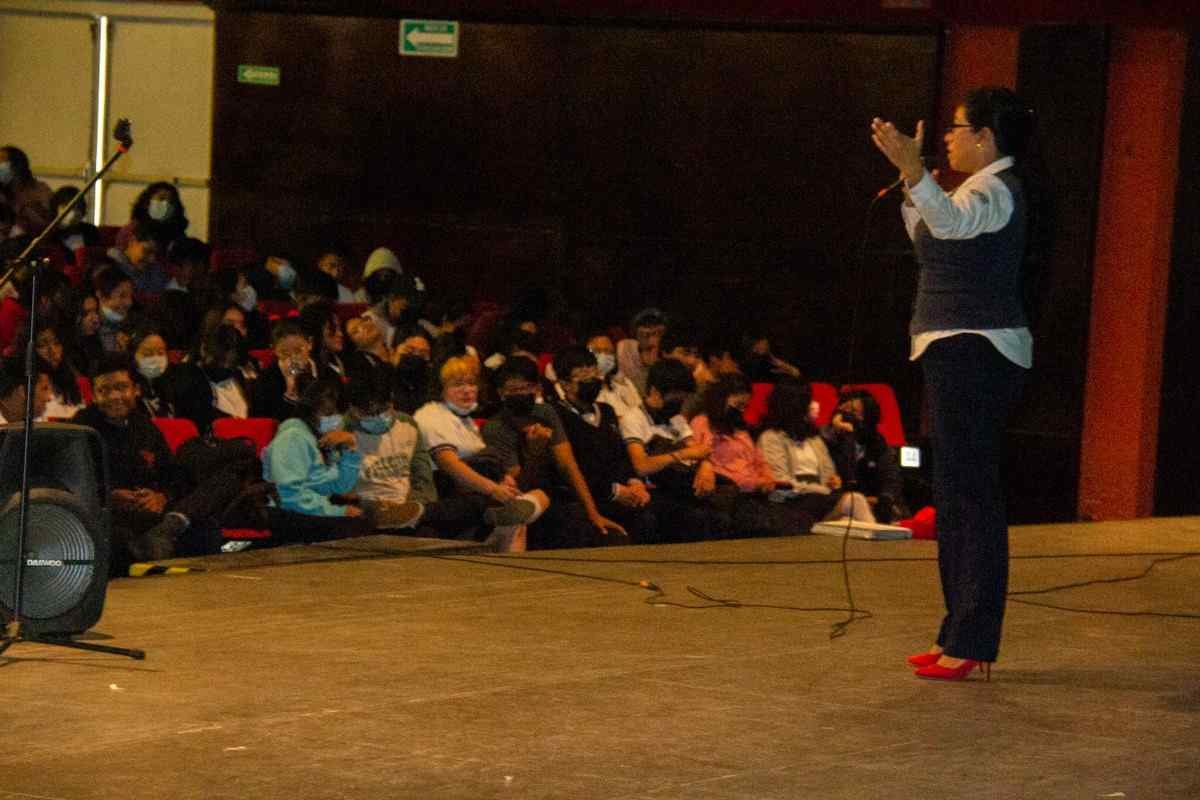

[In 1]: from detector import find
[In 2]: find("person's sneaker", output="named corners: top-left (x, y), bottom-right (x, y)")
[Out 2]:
top-left (385, 501), bottom-right (424, 530)
top-left (484, 499), bottom-right (537, 527)
top-left (129, 512), bottom-right (187, 562)
top-left (483, 524), bottom-right (527, 553)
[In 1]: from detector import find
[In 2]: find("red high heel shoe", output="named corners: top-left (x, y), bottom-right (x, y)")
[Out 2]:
top-left (915, 659), bottom-right (991, 682)
top-left (906, 650), bottom-right (942, 668)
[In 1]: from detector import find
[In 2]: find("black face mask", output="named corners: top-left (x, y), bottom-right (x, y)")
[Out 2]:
top-left (502, 393), bottom-right (537, 417)
top-left (395, 355), bottom-right (429, 382)
top-left (723, 406), bottom-right (747, 431)
top-left (576, 379), bottom-right (602, 406)
top-left (650, 398), bottom-right (684, 425)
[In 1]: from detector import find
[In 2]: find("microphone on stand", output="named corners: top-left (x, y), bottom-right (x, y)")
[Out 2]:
top-left (872, 158), bottom-right (937, 199)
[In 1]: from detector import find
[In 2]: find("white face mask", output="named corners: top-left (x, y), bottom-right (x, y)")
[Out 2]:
top-left (63, 234), bottom-right (85, 252)
top-left (101, 305), bottom-right (126, 323)
top-left (594, 352), bottom-right (616, 377)
top-left (137, 355), bottom-right (168, 380)
top-left (275, 261), bottom-right (297, 291)
top-left (0, 161), bottom-right (12, 185)
top-left (317, 414), bottom-right (343, 435)
top-left (148, 197), bottom-right (173, 221)
top-left (235, 283), bottom-right (257, 312)
top-left (446, 401), bottom-right (477, 417)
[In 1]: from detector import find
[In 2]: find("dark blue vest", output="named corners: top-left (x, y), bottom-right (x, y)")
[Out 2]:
top-left (910, 168), bottom-right (1027, 335)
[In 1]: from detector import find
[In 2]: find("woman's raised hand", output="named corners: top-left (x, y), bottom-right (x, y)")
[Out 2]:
top-left (870, 117), bottom-right (925, 185)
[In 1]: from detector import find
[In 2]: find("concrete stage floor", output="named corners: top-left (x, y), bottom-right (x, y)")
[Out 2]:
top-left (2, 518), bottom-right (1199, 799)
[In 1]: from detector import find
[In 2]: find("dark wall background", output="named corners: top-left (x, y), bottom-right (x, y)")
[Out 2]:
top-left (1156, 30), bottom-right (1200, 516)
top-left (212, 13), bottom-right (939, 392)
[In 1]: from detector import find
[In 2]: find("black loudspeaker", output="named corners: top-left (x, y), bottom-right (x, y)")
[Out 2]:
top-left (0, 423), bottom-right (111, 636)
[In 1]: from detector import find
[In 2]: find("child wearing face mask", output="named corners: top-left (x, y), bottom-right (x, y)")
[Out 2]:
top-left (261, 375), bottom-right (375, 541)
top-left (116, 182), bottom-right (189, 252)
top-left (130, 329), bottom-right (176, 418)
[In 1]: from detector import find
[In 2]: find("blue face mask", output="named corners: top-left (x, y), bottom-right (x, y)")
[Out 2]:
top-left (358, 413), bottom-right (392, 435)
top-left (276, 262), bottom-right (297, 291)
top-left (317, 414), bottom-right (342, 435)
top-left (594, 352), bottom-right (616, 377)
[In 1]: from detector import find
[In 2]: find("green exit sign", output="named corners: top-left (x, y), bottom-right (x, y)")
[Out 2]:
top-left (400, 19), bottom-right (459, 58)
top-left (237, 64), bottom-right (280, 86)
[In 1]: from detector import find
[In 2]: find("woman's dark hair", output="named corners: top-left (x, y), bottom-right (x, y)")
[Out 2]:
top-left (646, 357), bottom-right (695, 396)
top-left (964, 86), bottom-right (1053, 329)
top-left (295, 374), bottom-right (343, 432)
top-left (838, 389), bottom-right (881, 433)
top-left (759, 377), bottom-right (817, 442)
top-left (1, 146), bottom-right (33, 184)
top-left (17, 321), bottom-right (82, 405)
top-left (93, 264), bottom-right (132, 298)
top-left (202, 323), bottom-right (243, 370)
top-left (50, 186), bottom-right (84, 217)
top-left (298, 299), bottom-right (337, 363)
top-left (130, 181), bottom-right (188, 242)
top-left (963, 87), bottom-right (1033, 158)
top-left (552, 344), bottom-right (597, 384)
top-left (702, 373), bottom-right (751, 435)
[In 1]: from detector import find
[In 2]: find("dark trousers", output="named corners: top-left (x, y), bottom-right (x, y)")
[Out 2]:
top-left (922, 334), bottom-right (1026, 662)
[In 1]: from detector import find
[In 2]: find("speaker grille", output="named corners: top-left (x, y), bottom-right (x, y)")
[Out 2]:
top-left (0, 499), bottom-right (98, 620)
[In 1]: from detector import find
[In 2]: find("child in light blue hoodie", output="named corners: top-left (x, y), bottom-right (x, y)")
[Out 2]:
top-left (262, 375), bottom-right (373, 540)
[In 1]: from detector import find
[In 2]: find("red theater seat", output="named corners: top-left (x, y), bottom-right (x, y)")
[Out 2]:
top-left (840, 382), bottom-right (906, 446)
top-left (76, 375), bottom-right (93, 406)
top-left (810, 382), bottom-right (839, 427)
top-left (210, 247), bottom-right (259, 272)
top-left (257, 299), bottom-right (298, 322)
top-left (97, 225), bottom-right (121, 247)
top-left (152, 417), bottom-right (200, 454)
top-left (743, 383), bottom-right (775, 428)
top-left (248, 348), bottom-right (276, 371)
top-left (212, 417), bottom-right (278, 457)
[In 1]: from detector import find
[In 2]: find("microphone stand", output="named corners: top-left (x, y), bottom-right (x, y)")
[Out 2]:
top-left (0, 119), bottom-right (144, 661)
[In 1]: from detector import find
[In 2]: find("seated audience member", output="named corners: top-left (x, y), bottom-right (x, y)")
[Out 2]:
top-left (130, 328), bottom-right (176, 418)
top-left (361, 251), bottom-right (424, 350)
top-left (550, 346), bottom-right (659, 544)
top-left (482, 314), bottom-right (542, 371)
top-left (0, 145), bottom-right (52, 234)
top-left (413, 356), bottom-right (547, 551)
top-left (391, 331), bottom-right (433, 415)
top-left (28, 323), bottom-right (85, 420)
top-left (316, 245), bottom-right (366, 304)
top-left (822, 389), bottom-right (906, 523)
top-left (424, 298), bottom-right (478, 365)
top-left (72, 353), bottom-right (248, 565)
top-left (251, 319), bottom-right (335, 421)
top-left (345, 314), bottom-right (395, 389)
top-left (483, 357), bottom-right (627, 549)
top-left (67, 293), bottom-right (104, 377)
top-left (616, 307), bottom-right (667, 396)
top-left (620, 359), bottom-right (730, 541)
top-left (118, 182), bottom-right (189, 251)
top-left (171, 324), bottom-right (250, 432)
top-left (586, 332), bottom-right (644, 421)
top-left (660, 323), bottom-right (713, 388)
top-left (240, 254), bottom-right (299, 303)
top-left (741, 332), bottom-right (802, 383)
top-left (49, 186), bottom-right (100, 259)
top-left (108, 220), bottom-right (168, 294)
top-left (690, 374), bottom-right (806, 537)
top-left (0, 357), bottom-right (51, 424)
top-left (155, 237), bottom-right (207, 349)
top-left (293, 268), bottom-right (339, 309)
top-left (0, 266), bottom-right (73, 358)
top-left (262, 375), bottom-right (374, 541)
top-left (93, 264), bottom-right (136, 354)
top-left (299, 300), bottom-right (346, 379)
top-left (345, 371), bottom-right (490, 538)
top-left (700, 332), bottom-right (744, 382)
top-left (759, 378), bottom-right (873, 526)
top-left (207, 267), bottom-right (270, 348)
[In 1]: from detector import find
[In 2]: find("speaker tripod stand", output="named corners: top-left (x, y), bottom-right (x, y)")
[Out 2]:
top-left (0, 120), bottom-right (144, 662)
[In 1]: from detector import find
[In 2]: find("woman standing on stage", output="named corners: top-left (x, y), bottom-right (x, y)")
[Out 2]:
top-left (871, 87), bottom-right (1037, 681)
